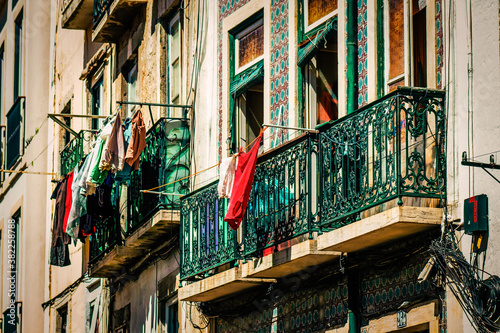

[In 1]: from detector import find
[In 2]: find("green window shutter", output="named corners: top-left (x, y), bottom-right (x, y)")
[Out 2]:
top-left (297, 17), bottom-right (337, 67)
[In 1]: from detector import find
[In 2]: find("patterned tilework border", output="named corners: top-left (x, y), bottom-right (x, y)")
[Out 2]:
top-left (357, 0), bottom-right (368, 106)
top-left (436, 0), bottom-right (443, 89)
top-left (218, 0), bottom-right (251, 160)
top-left (217, 0), bottom-right (291, 159)
top-left (269, 0), bottom-right (290, 148)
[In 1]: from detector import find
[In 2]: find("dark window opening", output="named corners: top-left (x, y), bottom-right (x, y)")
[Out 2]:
top-left (304, 33), bottom-right (338, 126)
top-left (62, 102), bottom-right (72, 147)
top-left (236, 82), bottom-right (263, 150)
top-left (412, 0), bottom-right (427, 87)
top-left (165, 302), bottom-right (179, 333)
top-left (91, 78), bottom-right (103, 130)
top-left (14, 11), bottom-right (23, 100)
top-left (56, 304), bottom-right (68, 333)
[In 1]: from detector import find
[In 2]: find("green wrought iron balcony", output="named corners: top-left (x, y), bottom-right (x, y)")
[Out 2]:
top-left (92, 0), bottom-right (147, 42)
top-left (180, 87), bottom-right (446, 283)
top-left (88, 117), bottom-right (190, 270)
top-left (60, 131), bottom-right (84, 176)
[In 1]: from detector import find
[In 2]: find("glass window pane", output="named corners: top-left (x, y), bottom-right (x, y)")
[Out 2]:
top-left (389, 0), bottom-right (405, 80)
top-left (171, 21), bottom-right (180, 63)
top-left (308, 0), bottom-right (337, 26)
top-left (171, 60), bottom-right (180, 100)
top-left (238, 24), bottom-right (263, 68)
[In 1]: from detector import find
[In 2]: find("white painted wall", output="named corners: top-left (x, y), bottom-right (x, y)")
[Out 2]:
top-left (445, 0), bottom-right (500, 331)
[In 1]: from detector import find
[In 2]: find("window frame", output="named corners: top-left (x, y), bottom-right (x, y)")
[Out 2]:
top-left (383, 0), bottom-right (436, 93)
top-left (304, 0), bottom-right (338, 34)
top-left (13, 10), bottom-right (23, 101)
top-left (297, 2), bottom-right (339, 129)
top-left (90, 75), bottom-right (104, 131)
top-left (234, 18), bottom-right (264, 74)
top-left (126, 61), bottom-right (138, 118)
top-left (85, 281), bottom-right (103, 333)
top-left (228, 11), bottom-right (265, 154)
top-left (167, 12), bottom-right (182, 116)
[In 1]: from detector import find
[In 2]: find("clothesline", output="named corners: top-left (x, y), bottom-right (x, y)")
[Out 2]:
top-left (0, 169), bottom-right (56, 176)
top-left (142, 126), bottom-right (269, 194)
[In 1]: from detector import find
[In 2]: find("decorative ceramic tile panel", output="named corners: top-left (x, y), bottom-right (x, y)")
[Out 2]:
top-left (436, 0), bottom-right (443, 89)
top-left (216, 276), bottom-right (349, 333)
top-left (269, 0), bottom-right (290, 148)
top-left (357, 0), bottom-right (368, 106)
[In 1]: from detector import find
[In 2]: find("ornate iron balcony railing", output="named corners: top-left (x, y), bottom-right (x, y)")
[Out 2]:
top-left (180, 181), bottom-right (237, 280)
top-left (317, 87), bottom-right (446, 228)
top-left (93, 0), bottom-right (111, 27)
top-left (89, 117), bottom-right (190, 264)
top-left (60, 131), bottom-right (84, 176)
top-left (180, 87), bottom-right (446, 281)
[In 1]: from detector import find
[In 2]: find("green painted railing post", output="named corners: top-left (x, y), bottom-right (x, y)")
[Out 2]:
top-left (346, 0), bottom-right (357, 114)
top-left (307, 134), bottom-right (313, 239)
top-left (396, 94), bottom-right (403, 206)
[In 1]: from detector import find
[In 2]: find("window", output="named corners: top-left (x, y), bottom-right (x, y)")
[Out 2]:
top-left (91, 77), bottom-right (103, 130)
top-left (304, 33), bottom-right (338, 127)
top-left (229, 14), bottom-right (264, 153)
top-left (86, 281), bottom-right (102, 333)
top-left (12, 0), bottom-right (19, 9)
top-left (126, 62), bottom-right (138, 118)
top-left (6, 96), bottom-right (23, 169)
top-left (304, 0), bottom-right (337, 32)
top-left (56, 304), bottom-right (68, 333)
top-left (14, 11), bottom-right (23, 100)
top-left (61, 102), bottom-right (72, 147)
top-left (162, 301), bottom-right (179, 333)
top-left (0, 0), bottom-right (7, 32)
top-left (0, 45), bottom-right (4, 175)
top-left (168, 14), bottom-right (181, 115)
top-left (386, 0), bottom-right (430, 91)
top-left (298, 9), bottom-right (338, 127)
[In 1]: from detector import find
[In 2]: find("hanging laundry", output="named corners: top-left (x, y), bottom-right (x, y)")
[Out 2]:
top-left (101, 112), bottom-right (125, 172)
top-left (115, 118), bottom-right (133, 184)
top-left (87, 121), bottom-right (113, 192)
top-left (125, 110), bottom-right (146, 170)
top-left (66, 161), bottom-right (88, 243)
top-left (50, 176), bottom-right (71, 266)
top-left (224, 132), bottom-right (263, 230)
top-left (218, 155), bottom-right (237, 198)
top-left (78, 144), bottom-right (96, 196)
top-left (62, 171), bottom-right (74, 236)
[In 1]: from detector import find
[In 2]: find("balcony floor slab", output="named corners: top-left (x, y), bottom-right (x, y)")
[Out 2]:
top-left (89, 245), bottom-right (144, 278)
top-left (317, 206), bottom-right (442, 253)
top-left (125, 209), bottom-right (180, 250)
top-left (179, 268), bottom-right (276, 302)
top-left (242, 240), bottom-right (341, 278)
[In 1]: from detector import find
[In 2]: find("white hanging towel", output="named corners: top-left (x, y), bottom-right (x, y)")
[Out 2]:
top-left (218, 155), bottom-right (237, 198)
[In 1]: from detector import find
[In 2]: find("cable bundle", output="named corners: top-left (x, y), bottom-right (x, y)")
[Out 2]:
top-left (429, 233), bottom-right (500, 332)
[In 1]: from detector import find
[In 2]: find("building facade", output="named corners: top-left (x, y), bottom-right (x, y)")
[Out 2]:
top-left (0, 0), bottom-right (54, 332)
top-left (0, 0), bottom-right (498, 332)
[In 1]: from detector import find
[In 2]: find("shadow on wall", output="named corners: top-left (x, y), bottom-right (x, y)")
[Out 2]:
top-left (140, 294), bottom-right (158, 333)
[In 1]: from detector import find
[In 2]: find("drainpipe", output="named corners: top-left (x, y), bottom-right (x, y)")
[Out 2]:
top-left (346, 0), bottom-right (358, 114)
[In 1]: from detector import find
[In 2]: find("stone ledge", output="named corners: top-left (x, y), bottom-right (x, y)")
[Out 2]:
top-left (242, 239), bottom-right (341, 278)
top-left (179, 267), bottom-right (276, 302)
top-left (318, 206), bottom-right (442, 253)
